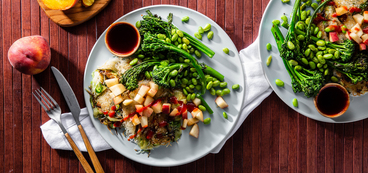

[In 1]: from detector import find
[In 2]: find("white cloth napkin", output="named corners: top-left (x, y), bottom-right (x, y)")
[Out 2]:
top-left (40, 38), bottom-right (272, 153)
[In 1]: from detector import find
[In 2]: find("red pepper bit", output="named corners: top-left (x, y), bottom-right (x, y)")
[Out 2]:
top-left (146, 130), bottom-right (154, 139)
top-left (363, 28), bottom-right (368, 34)
top-left (349, 7), bottom-right (361, 13)
top-left (111, 105), bottom-right (116, 111)
top-left (159, 121), bottom-right (167, 127)
top-left (108, 111), bottom-right (115, 118)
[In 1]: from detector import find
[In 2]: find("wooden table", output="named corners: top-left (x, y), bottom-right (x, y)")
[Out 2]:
top-left (1, 0), bottom-right (367, 172)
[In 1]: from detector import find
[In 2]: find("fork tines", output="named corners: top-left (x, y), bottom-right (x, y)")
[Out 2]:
top-left (32, 87), bottom-right (59, 112)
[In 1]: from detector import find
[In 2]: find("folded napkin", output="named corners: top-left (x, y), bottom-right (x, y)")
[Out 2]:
top-left (40, 38), bottom-right (272, 154)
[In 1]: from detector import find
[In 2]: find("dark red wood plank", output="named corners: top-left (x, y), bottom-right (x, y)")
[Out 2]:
top-left (363, 120), bottom-right (368, 173)
top-left (344, 123), bottom-right (354, 173)
top-left (279, 102), bottom-right (288, 173)
top-left (306, 118), bottom-right (317, 173)
top-left (335, 124), bottom-right (344, 173)
top-left (0, 0), bottom-right (5, 172)
top-left (251, 107), bottom-right (261, 173)
top-left (316, 122), bottom-right (325, 173)
top-left (325, 123), bottom-right (335, 173)
top-left (353, 122), bottom-right (363, 173)
top-left (288, 108), bottom-right (298, 173)
top-left (260, 96), bottom-right (271, 173)
top-left (297, 115), bottom-right (307, 173)
top-left (270, 94), bottom-right (280, 173)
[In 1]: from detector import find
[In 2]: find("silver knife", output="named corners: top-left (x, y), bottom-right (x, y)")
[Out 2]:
top-left (51, 66), bottom-right (105, 173)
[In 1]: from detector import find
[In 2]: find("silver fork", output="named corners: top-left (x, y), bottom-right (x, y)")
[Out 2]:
top-left (33, 87), bottom-right (94, 173)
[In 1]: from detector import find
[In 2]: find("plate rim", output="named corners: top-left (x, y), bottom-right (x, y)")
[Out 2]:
top-left (83, 4), bottom-right (245, 166)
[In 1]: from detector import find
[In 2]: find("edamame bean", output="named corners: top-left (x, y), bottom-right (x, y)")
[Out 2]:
top-left (232, 84), bottom-right (240, 90)
top-left (190, 48), bottom-right (195, 53)
top-left (207, 31), bottom-right (214, 40)
top-left (176, 30), bottom-right (184, 37)
top-left (272, 20), bottom-right (280, 26)
top-left (305, 17), bottom-right (311, 25)
top-left (206, 81), bottom-right (213, 90)
top-left (266, 55), bottom-right (272, 66)
top-left (324, 69), bottom-right (329, 76)
top-left (318, 46), bottom-right (326, 50)
top-left (216, 90), bottom-right (223, 96)
top-left (172, 34), bottom-right (178, 41)
top-left (316, 51), bottom-right (323, 56)
top-left (130, 58), bottom-right (138, 66)
top-left (192, 72), bottom-right (198, 78)
top-left (178, 37), bottom-right (182, 43)
top-left (192, 78), bottom-right (198, 85)
top-left (195, 85), bottom-right (202, 91)
top-left (170, 79), bottom-right (176, 87)
top-left (316, 40), bottom-right (326, 47)
top-left (292, 98), bottom-right (298, 107)
top-left (281, 22), bottom-right (289, 29)
top-left (331, 76), bottom-right (339, 82)
top-left (223, 112), bottom-right (228, 119)
top-left (182, 16), bottom-right (190, 22)
top-left (297, 35), bottom-right (305, 41)
top-left (289, 60), bottom-right (299, 66)
top-left (184, 59), bottom-right (190, 63)
top-left (223, 47), bottom-right (230, 54)
top-left (317, 55), bottom-right (326, 64)
top-left (189, 85), bottom-right (195, 89)
top-left (312, 57), bottom-right (319, 63)
top-left (309, 61), bottom-right (316, 69)
top-left (213, 80), bottom-right (220, 87)
top-left (191, 93), bottom-right (196, 100)
top-left (135, 21), bottom-right (141, 28)
top-left (183, 88), bottom-right (188, 95)
top-left (313, 27), bottom-right (319, 35)
top-left (317, 31), bottom-right (322, 38)
top-left (170, 70), bottom-right (178, 77)
top-left (308, 44), bottom-right (317, 52)
top-left (323, 54), bottom-right (333, 59)
top-left (287, 41), bottom-right (295, 50)
top-left (323, 64), bottom-right (328, 69)
top-left (334, 51), bottom-right (340, 59)
top-left (171, 29), bottom-right (176, 35)
top-left (206, 77), bottom-right (213, 82)
top-left (203, 24), bottom-right (211, 32)
top-left (295, 65), bottom-right (302, 71)
top-left (317, 63), bottom-right (323, 68)
top-left (187, 94), bottom-right (191, 101)
top-left (311, 3), bottom-right (318, 9)
top-left (222, 88), bottom-right (230, 95)
top-left (328, 49), bottom-right (335, 54)
top-left (305, 48), bottom-right (311, 57)
top-left (219, 82), bottom-right (227, 88)
top-left (198, 105), bottom-right (207, 111)
top-left (137, 54), bottom-right (145, 59)
top-left (281, 15), bottom-right (288, 22)
top-left (182, 37), bottom-right (190, 45)
top-left (306, 10), bottom-right (311, 16)
top-left (302, 58), bottom-right (309, 65)
top-left (194, 32), bottom-right (202, 40)
top-left (145, 71), bottom-right (151, 79)
top-left (204, 118), bottom-right (211, 124)
top-left (177, 44), bottom-right (182, 49)
top-left (301, 11), bottom-right (307, 21)
top-left (186, 87), bottom-right (193, 93)
top-left (266, 43), bottom-right (272, 51)
top-left (195, 50), bottom-right (202, 58)
top-left (182, 43), bottom-right (188, 50)
top-left (275, 79), bottom-right (284, 87)
top-left (157, 34), bottom-right (166, 40)
top-left (198, 26), bottom-right (204, 34)
top-left (210, 88), bottom-right (216, 95)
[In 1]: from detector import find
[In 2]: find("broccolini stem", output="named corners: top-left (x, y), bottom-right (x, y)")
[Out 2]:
top-left (183, 32), bottom-right (215, 58)
top-left (203, 65), bottom-right (224, 81)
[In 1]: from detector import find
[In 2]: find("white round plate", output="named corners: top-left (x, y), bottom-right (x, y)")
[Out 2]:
top-left (259, 0), bottom-right (367, 123)
top-left (83, 5), bottom-right (245, 166)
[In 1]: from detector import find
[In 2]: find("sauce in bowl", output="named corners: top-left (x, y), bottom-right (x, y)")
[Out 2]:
top-left (314, 83), bottom-right (350, 118)
top-left (105, 22), bottom-right (140, 57)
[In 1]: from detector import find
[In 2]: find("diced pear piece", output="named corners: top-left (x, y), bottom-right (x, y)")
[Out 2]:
top-left (113, 95), bottom-right (124, 105)
top-left (187, 118), bottom-right (199, 126)
top-left (351, 23), bottom-right (363, 37)
top-left (109, 84), bottom-right (126, 96)
top-left (138, 85), bottom-right (150, 97)
top-left (192, 98), bottom-right (201, 106)
top-left (362, 34), bottom-right (368, 45)
top-left (169, 108), bottom-right (179, 116)
top-left (353, 14), bottom-right (364, 25)
top-left (149, 81), bottom-right (159, 90)
top-left (105, 78), bottom-right (119, 88)
top-left (364, 11), bottom-right (368, 23)
top-left (182, 119), bottom-right (188, 129)
top-left (144, 96), bottom-right (154, 106)
top-left (147, 88), bottom-right (157, 97)
top-left (123, 99), bottom-right (134, 106)
top-left (131, 114), bottom-right (141, 126)
top-left (143, 107), bottom-right (153, 117)
top-left (135, 105), bottom-right (144, 115)
top-left (182, 109), bottom-right (188, 119)
top-left (215, 96), bottom-right (228, 109)
top-left (350, 32), bottom-right (363, 44)
top-left (191, 108), bottom-right (203, 122)
top-left (139, 116), bottom-right (148, 128)
top-left (335, 6), bottom-right (348, 16)
top-left (151, 100), bottom-right (163, 113)
top-left (134, 94), bottom-right (145, 104)
top-left (189, 124), bottom-right (199, 138)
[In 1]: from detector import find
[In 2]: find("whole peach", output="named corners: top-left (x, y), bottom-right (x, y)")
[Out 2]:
top-left (8, 35), bottom-right (51, 75)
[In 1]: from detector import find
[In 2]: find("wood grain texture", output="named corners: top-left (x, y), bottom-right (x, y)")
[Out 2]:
top-left (37, 0), bottom-right (111, 27)
top-left (64, 133), bottom-right (94, 173)
top-left (3, 0), bottom-right (368, 172)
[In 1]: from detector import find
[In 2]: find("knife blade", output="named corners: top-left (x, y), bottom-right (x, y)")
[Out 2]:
top-left (51, 66), bottom-right (81, 124)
